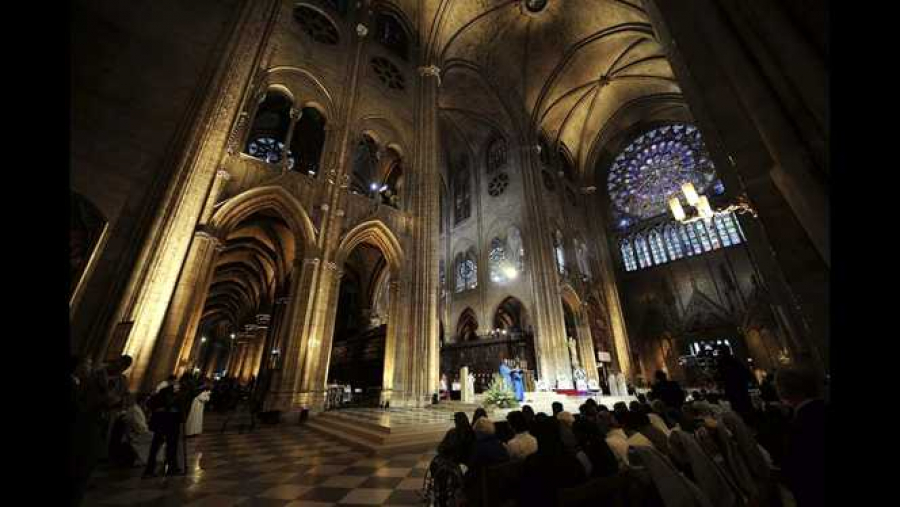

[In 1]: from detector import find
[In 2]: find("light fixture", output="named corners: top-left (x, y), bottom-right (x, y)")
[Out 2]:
top-left (370, 182), bottom-right (378, 191)
top-left (668, 197), bottom-right (686, 222)
top-left (668, 182), bottom-right (757, 224)
top-left (230, 333), bottom-right (235, 339)
top-left (201, 336), bottom-right (207, 343)
top-left (502, 265), bottom-right (518, 279)
top-left (681, 182), bottom-right (700, 206)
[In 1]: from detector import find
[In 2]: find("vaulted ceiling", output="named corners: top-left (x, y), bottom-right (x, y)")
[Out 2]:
top-left (417, 0), bottom-right (683, 181)
top-left (200, 210), bottom-right (296, 341)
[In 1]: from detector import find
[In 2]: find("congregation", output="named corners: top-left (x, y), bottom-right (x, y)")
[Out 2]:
top-left (68, 354), bottom-right (254, 505)
top-left (426, 364), bottom-right (825, 507)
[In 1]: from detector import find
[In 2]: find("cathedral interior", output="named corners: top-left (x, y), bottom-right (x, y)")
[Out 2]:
top-left (71, 1), bottom-right (827, 504)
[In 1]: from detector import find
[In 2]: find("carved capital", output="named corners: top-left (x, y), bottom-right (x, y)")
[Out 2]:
top-left (216, 169), bottom-right (232, 181)
top-left (195, 229), bottom-right (224, 250)
top-left (356, 23), bottom-right (369, 37)
top-left (302, 257), bottom-right (321, 267)
top-left (418, 65), bottom-right (442, 86)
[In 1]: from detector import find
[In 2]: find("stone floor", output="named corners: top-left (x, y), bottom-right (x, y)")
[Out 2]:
top-left (81, 414), bottom-right (436, 507)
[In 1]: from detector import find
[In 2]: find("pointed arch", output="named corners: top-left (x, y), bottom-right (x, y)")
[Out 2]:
top-left (456, 308), bottom-right (479, 342)
top-left (335, 219), bottom-right (405, 273)
top-left (210, 186), bottom-right (317, 255)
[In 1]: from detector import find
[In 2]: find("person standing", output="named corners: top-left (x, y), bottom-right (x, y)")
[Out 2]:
top-left (510, 366), bottom-right (525, 402)
top-left (650, 370), bottom-right (686, 410)
top-left (776, 365), bottom-right (825, 507)
top-left (716, 348), bottom-right (754, 418)
top-left (185, 386), bottom-right (211, 437)
top-left (143, 384), bottom-right (184, 477)
top-left (499, 359), bottom-right (513, 390)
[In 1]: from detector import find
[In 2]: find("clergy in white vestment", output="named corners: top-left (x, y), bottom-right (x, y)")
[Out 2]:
top-left (123, 401), bottom-right (153, 465)
top-left (608, 373), bottom-right (620, 396)
top-left (185, 390), bottom-right (211, 437)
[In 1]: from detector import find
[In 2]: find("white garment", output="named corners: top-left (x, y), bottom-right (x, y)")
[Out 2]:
top-left (648, 413), bottom-right (672, 437)
top-left (608, 373), bottom-right (620, 396)
top-left (606, 428), bottom-right (630, 467)
top-left (185, 390), bottom-right (210, 436)
top-left (616, 373), bottom-right (629, 396)
top-left (505, 432), bottom-right (538, 461)
top-left (627, 432), bottom-right (655, 449)
top-left (124, 404), bottom-right (152, 465)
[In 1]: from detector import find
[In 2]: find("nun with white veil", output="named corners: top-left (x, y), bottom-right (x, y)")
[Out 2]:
top-left (185, 388), bottom-right (211, 437)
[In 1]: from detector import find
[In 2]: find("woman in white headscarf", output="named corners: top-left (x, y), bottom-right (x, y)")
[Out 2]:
top-left (185, 387), bottom-right (211, 437)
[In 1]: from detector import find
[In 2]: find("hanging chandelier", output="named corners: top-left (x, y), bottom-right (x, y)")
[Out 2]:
top-left (668, 182), bottom-right (758, 223)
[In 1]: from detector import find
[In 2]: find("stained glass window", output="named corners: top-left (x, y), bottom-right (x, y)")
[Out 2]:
top-left (607, 124), bottom-right (717, 220)
top-left (682, 223), bottom-right (703, 255)
top-left (694, 221), bottom-right (713, 252)
top-left (664, 224), bottom-right (684, 260)
top-left (553, 231), bottom-right (566, 275)
top-left (455, 251), bottom-right (477, 292)
top-left (648, 230), bottom-right (668, 265)
top-left (375, 13), bottom-right (409, 61)
top-left (634, 235), bottom-right (652, 268)
top-left (453, 160), bottom-right (471, 225)
top-left (721, 212), bottom-right (744, 244)
top-left (706, 220), bottom-right (722, 250)
top-left (245, 91), bottom-right (292, 164)
top-left (439, 259), bottom-right (445, 288)
top-left (620, 240), bottom-right (637, 272)
top-left (713, 215), bottom-right (733, 247)
top-left (454, 254), bottom-right (465, 293)
top-left (489, 238), bottom-right (508, 283)
top-left (486, 137), bottom-right (507, 174)
top-left (247, 136), bottom-right (286, 164)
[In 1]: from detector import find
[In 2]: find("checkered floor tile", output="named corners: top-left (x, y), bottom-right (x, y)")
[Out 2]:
top-left (82, 415), bottom-right (436, 506)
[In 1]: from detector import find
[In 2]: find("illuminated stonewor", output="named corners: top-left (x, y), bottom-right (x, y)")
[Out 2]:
top-left (72, 0), bottom-right (827, 417)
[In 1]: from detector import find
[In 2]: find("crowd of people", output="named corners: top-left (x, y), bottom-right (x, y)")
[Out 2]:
top-left (68, 354), bottom-right (253, 505)
top-left (426, 363), bottom-right (825, 507)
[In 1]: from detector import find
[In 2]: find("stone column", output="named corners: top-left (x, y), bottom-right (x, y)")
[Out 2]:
top-left (266, 257), bottom-right (321, 412)
top-left (520, 143), bottom-right (576, 388)
top-left (102, 0), bottom-right (282, 390)
top-left (296, 260), bottom-right (343, 411)
top-left (402, 62), bottom-right (442, 407)
top-left (146, 228), bottom-right (224, 388)
top-left (575, 304), bottom-right (600, 388)
top-left (585, 203), bottom-right (633, 378)
top-left (644, 0), bottom-right (828, 373)
top-left (281, 107), bottom-right (302, 174)
top-left (381, 279), bottom-right (402, 405)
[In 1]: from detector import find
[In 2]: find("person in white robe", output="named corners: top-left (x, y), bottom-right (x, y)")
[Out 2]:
top-left (608, 372), bottom-right (620, 396)
top-left (123, 397), bottom-right (153, 465)
top-left (616, 372), bottom-right (629, 397)
top-left (185, 389), bottom-right (211, 437)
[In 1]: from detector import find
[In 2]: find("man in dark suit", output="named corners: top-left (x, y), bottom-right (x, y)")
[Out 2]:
top-left (776, 364), bottom-right (825, 507)
top-left (650, 370), bottom-right (686, 410)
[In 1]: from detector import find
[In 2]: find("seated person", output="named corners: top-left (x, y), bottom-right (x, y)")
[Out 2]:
top-left (467, 417), bottom-right (510, 471)
top-left (555, 411), bottom-right (579, 454)
top-left (518, 417), bottom-right (587, 507)
top-left (504, 411), bottom-right (537, 461)
top-left (437, 412), bottom-right (475, 466)
top-left (572, 418), bottom-right (619, 478)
